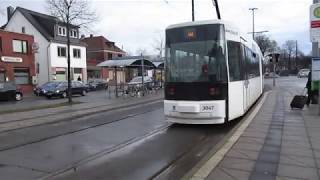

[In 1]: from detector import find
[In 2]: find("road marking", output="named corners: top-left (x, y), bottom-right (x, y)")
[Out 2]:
top-left (189, 91), bottom-right (271, 180)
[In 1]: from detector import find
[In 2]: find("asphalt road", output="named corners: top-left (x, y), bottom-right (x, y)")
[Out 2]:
top-left (0, 76), bottom-right (307, 180)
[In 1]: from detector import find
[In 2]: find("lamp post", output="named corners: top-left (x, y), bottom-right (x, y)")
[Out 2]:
top-left (249, 8), bottom-right (258, 40)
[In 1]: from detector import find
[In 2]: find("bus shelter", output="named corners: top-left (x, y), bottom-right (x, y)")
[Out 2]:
top-left (97, 57), bottom-right (156, 97)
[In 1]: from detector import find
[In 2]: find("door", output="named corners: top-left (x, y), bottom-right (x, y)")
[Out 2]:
top-left (241, 44), bottom-right (250, 112)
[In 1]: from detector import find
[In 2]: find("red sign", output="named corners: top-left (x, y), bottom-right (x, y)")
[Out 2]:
top-left (311, 20), bottom-right (320, 28)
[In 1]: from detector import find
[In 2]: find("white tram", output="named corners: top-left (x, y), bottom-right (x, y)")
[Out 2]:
top-left (164, 20), bottom-right (264, 124)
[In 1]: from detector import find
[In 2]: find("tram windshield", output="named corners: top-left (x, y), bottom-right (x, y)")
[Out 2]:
top-left (165, 24), bottom-right (227, 83)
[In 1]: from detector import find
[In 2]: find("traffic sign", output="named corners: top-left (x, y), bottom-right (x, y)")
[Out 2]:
top-left (310, 3), bottom-right (320, 42)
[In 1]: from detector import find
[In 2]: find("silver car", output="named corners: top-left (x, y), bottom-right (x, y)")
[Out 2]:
top-left (297, 69), bottom-right (310, 78)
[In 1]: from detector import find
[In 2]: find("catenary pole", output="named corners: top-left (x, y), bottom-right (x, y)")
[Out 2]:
top-left (192, 0), bottom-right (195, 21)
top-left (249, 8), bottom-right (258, 40)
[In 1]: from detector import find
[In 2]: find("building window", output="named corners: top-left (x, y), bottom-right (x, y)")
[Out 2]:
top-left (74, 68), bottom-right (82, 74)
top-left (12, 40), bottom-right (28, 54)
top-left (108, 53), bottom-right (112, 59)
top-left (73, 48), bottom-right (81, 58)
top-left (14, 68), bottom-right (29, 85)
top-left (118, 54), bottom-right (122, 57)
top-left (58, 26), bottom-right (66, 36)
top-left (70, 29), bottom-right (78, 38)
top-left (57, 46), bottom-right (66, 57)
top-left (22, 27), bottom-right (25, 33)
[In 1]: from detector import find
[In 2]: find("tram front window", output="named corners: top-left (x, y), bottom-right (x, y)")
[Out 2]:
top-left (166, 41), bottom-right (226, 83)
top-left (165, 25), bottom-right (227, 83)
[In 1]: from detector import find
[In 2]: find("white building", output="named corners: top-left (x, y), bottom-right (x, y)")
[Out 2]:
top-left (4, 7), bottom-right (87, 85)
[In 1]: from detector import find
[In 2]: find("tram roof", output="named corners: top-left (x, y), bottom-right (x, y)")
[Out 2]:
top-left (166, 20), bottom-right (234, 30)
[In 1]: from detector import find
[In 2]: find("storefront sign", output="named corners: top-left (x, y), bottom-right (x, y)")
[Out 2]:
top-left (310, 3), bottom-right (320, 42)
top-left (1, 56), bottom-right (23, 63)
top-left (312, 57), bottom-right (320, 81)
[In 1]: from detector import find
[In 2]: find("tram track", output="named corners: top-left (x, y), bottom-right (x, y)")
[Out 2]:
top-left (40, 123), bottom-right (172, 180)
top-left (0, 98), bottom-right (163, 133)
top-left (0, 101), bottom-right (163, 152)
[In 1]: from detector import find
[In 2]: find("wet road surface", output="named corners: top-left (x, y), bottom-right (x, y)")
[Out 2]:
top-left (0, 77), bottom-right (302, 179)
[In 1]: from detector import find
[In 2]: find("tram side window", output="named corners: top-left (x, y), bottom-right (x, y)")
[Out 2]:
top-left (227, 41), bottom-right (242, 81)
top-left (244, 47), bottom-right (260, 78)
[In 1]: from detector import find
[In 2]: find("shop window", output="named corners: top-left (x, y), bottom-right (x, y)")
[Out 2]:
top-left (12, 40), bottom-right (28, 54)
top-left (0, 71), bottom-right (5, 83)
top-left (0, 37), bottom-right (2, 52)
top-left (58, 46), bottom-right (66, 57)
top-left (118, 54), bottom-right (122, 57)
top-left (14, 68), bottom-right (29, 85)
top-left (73, 48), bottom-right (81, 58)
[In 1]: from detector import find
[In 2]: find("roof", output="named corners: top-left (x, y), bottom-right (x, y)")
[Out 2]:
top-left (97, 57), bottom-right (155, 68)
top-left (13, 7), bottom-right (78, 40)
top-left (82, 35), bottom-right (125, 53)
top-left (153, 61), bottom-right (164, 69)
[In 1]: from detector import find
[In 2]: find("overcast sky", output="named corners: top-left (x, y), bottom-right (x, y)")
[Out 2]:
top-left (0, 0), bottom-right (312, 55)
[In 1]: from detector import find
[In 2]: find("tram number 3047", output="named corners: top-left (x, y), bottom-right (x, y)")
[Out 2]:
top-left (201, 105), bottom-right (215, 112)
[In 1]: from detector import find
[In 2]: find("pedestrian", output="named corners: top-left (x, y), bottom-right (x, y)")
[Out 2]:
top-left (77, 76), bottom-right (82, 82)
top-left (306, 71), bottom-right (313, 107)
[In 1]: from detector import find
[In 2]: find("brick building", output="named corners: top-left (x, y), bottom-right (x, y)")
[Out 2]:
top-left (0, 29), bottom-right (35, 93)
top-left (82, 35), bottom-right (126, 79)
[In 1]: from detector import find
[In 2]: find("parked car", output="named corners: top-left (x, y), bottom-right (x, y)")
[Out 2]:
top-left (297, 69), bottom-right (310, 78)
top-left (87, 79), bottom-right (108, 91)
top-left (33, 82), bottom-right (57, 96)
top-left (0, 82), bottom-right (23, 101)
top-left (127, 76), bottom-right (154, 90)
top-left (44, 81), bottom-right (88, 99)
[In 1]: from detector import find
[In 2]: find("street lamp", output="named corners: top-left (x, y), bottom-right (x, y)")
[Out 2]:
top-left (249, 8), bottom-right (258, 39)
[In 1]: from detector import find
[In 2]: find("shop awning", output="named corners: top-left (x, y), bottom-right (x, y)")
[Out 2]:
top-left (97, 57), bottom-right (156, 68)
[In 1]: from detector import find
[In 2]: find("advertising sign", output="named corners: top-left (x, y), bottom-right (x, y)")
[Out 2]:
top-left (312, 57), bottom-right (320, 91)
top-left (1, 56), bottom-right (23, 63)
top-left (310, 3), bottom-right (320, 42)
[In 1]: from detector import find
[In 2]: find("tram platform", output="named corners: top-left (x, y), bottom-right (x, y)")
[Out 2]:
top-left (190, 85), bottom-right (320, 180)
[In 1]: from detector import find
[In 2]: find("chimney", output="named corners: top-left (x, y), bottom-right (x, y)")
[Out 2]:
top-left (7, 6), bottom-right (14, 22)
top-left (90, 34), bottom-right (93, 38)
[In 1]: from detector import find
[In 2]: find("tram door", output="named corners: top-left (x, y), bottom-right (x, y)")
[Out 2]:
top-left (241, 44), bottom-right (250, 112)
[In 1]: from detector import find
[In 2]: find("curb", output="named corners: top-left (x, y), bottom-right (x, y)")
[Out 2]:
top-left (186, 91), bottom-right (271, 180)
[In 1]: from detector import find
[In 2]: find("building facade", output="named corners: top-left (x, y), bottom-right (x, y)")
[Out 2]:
top-left (0, 30), bottom-right (35, 93)
top-left (4, 7), bottom-right (87, 85)
top-left (82, 35), bottom-right (125, 80)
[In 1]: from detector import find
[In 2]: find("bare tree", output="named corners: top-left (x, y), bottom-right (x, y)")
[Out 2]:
top-left (283, 40), bottom-right (296, 71)
top-left (255, 35), bottom-right (278, 56)
top-left (152, 33), bottom-right (165, 58)
top-left (46, 0), bottom-right (97, 103)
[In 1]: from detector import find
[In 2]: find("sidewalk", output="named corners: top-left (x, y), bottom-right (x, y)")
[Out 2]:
top-left (196, 87), bottom-right (320, 180)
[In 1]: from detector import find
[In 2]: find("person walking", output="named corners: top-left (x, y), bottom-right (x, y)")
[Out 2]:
top-left (77, 76), bottom-right (82, 82)
top-left (306, 71), bottom-right (313, 107)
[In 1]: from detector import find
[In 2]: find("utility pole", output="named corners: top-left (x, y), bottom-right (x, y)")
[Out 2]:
top-left (249, 8), bottom-right (258, 40)
top-left (312, 0), bottom-right (320, 115)
top-left (192, 0), bottom-right (195, 21)
top-left (212, 0), bottom-right (221, 19)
